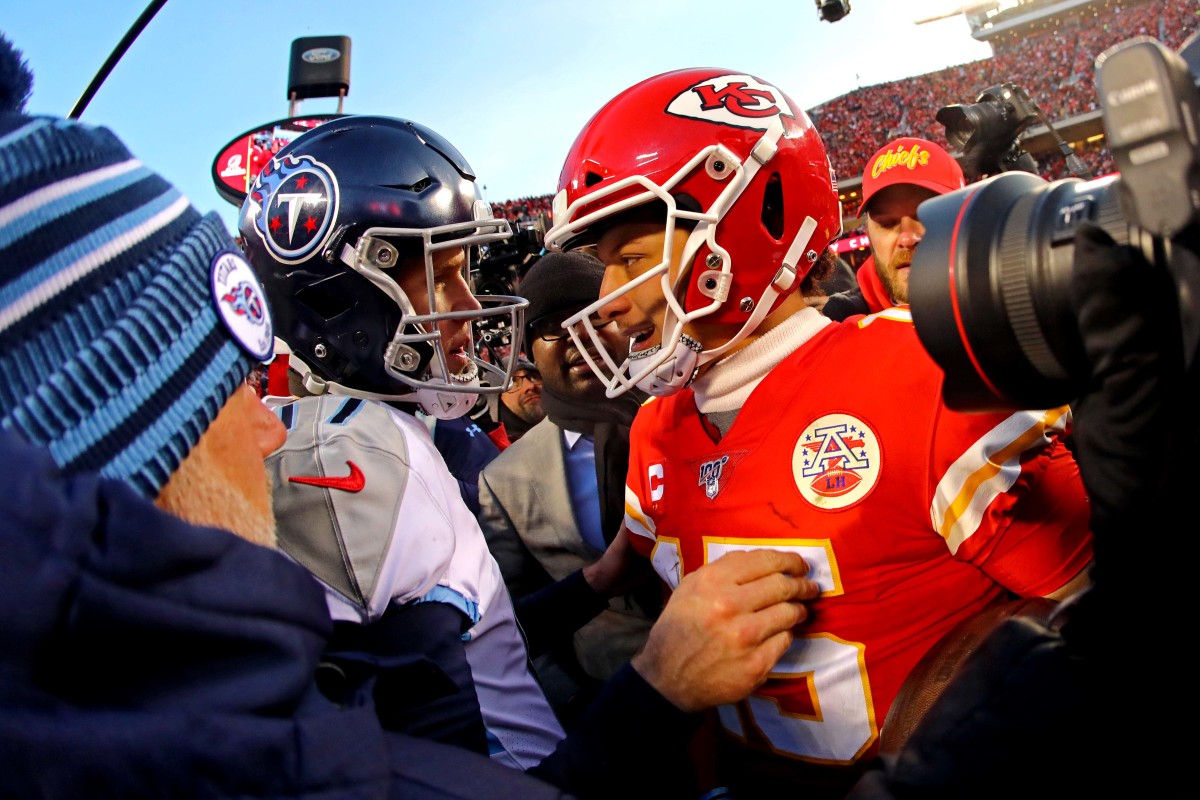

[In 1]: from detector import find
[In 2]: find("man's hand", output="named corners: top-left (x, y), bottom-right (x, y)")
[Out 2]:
top-left (581, 525), bottom-right (655, 598)
top-left (631, 550), bottom-right (818, 712)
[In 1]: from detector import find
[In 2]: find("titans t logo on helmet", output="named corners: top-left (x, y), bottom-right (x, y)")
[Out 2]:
top-left (245, 154), bottom-right (339, 264)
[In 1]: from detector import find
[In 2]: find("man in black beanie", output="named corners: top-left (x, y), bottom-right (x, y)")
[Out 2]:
top-left (476, 250), bottom-right (662, 728)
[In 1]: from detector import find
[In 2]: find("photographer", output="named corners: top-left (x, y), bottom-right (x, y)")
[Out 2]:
top-left (845, 222), bottom-right (1191, 800)
top-left (846, 33), bottom-right (1200, 798)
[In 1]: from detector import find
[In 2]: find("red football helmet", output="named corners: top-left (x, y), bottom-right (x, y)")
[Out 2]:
top-left (543, 68), bottom-right (842, 397)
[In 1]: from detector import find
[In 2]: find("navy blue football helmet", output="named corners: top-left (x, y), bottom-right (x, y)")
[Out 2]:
top-left (238, 115), bottom-right (526, 418)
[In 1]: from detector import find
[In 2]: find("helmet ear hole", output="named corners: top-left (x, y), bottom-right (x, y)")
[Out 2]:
top-left (761, 172), bottom-right (785, 240)
top-left (296, 283), bottom-right (353, 320)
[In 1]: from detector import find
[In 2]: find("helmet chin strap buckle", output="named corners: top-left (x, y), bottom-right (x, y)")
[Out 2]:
top-left (633, 334), bottom-right (703, 397)
top-left (772, 263), bottom-right (798, 293)
top-left (780, 216), bottom-right (819, 279)
top-left (284, 352), bottom-right (330, 396)
top-left (301, 372), bottom-right (330, 395)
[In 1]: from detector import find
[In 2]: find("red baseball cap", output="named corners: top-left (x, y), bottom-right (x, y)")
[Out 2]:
top-left (858, 137), bottom-right (964, 216)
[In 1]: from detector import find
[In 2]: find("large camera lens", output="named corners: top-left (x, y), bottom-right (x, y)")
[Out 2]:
top-left (909, 170), bottom-right (1146, 411)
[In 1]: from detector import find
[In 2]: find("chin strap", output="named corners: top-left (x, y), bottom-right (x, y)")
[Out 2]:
top-left (630, 335), bottom-right (704, 397)
top-left (632, 213), bottom-right (819, 398)
top-left (697, 215), bottom-right (819, 367)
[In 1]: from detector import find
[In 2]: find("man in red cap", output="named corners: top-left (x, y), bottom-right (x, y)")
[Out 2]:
top-left (858, 137), bottom-right (965, 308)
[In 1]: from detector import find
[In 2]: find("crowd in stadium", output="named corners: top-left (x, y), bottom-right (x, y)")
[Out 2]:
top-left (491, 0), bottom-right (1198, 229)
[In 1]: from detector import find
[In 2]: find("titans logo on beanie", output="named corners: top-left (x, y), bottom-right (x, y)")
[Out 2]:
top-left (0, 34), bottom-right (273, 496)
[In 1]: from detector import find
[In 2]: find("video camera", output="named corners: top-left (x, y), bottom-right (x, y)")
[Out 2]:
top-left (815, 0), bottom-right (851, 23)
top-left (909, 33), bottom-right (1200, 412)
top-left (472, 215), bottom-right (547, 362)
top-left (935, 83), bottom-right (1044, 179)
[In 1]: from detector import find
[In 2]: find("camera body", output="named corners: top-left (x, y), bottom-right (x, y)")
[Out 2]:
top-left (909, 34), bottom-right (1200, 412)
top-left (815, 0), bottom-right (851, 24)
top-left (472, 216), bottom-right (546, 362)
top-left (935, 83), bottom-right (1040, 179)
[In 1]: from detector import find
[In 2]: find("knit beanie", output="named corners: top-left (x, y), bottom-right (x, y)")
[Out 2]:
top-left (519, 250), bottom-right (605, 356)
top-left (0, 41), bottom-right (274, 496)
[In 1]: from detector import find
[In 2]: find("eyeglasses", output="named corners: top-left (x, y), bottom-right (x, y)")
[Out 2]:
top-left (530, 313), bottom-right (614, 343)
top-left (508, 372), bottom-right (542, 388)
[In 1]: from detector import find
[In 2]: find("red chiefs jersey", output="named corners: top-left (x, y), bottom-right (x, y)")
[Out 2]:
top-left (624, 308), bottom-right (1092, 770)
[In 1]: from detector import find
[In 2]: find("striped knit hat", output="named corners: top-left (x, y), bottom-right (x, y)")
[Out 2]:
top-left (0, 41), bottom-right (274, 496)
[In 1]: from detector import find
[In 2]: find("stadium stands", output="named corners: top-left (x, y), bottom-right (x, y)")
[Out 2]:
top-left (491, 0), bottom-right (1198, 237)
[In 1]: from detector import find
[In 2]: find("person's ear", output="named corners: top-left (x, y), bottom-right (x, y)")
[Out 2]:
top-left (242, 385), bottom-right (287, 457)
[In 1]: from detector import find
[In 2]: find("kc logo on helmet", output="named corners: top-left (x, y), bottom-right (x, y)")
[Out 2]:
top-left (667, 74), bottom-right (795, 131)
top-left (245, 153), bottom-right (339, 264)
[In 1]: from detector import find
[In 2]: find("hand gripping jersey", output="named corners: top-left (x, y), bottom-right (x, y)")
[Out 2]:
top-left (623, 308), bottom-right (1092, 770)
top-left (266, 395), bottom-right (564, 769)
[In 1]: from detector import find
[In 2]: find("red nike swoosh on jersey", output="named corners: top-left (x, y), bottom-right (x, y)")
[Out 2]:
top-left (288, 460), bottom-right (365, 492)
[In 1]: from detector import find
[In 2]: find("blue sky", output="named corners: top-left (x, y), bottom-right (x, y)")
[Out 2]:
top-left (3, 1), bottom-right (993, 232)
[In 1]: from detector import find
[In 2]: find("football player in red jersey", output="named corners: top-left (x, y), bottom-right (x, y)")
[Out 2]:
top-left (543, 68), bottom-right (1094, 799)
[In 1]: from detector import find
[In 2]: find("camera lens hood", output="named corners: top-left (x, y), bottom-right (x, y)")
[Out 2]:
top-left (909, 171), bottom-right (1123, 411)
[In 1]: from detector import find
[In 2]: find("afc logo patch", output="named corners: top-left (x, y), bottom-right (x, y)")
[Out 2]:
top-left (666, 73), bottom-right (796, 131)
top-left (792, 413), bottom-right (881, 510)
top-left (245, 153), bottom-right (339, 264)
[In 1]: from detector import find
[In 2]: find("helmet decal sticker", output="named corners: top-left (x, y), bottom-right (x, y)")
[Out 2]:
top-left (246, 153), bottom-right (339, 264)
top-left (666, 74), bottom-right (795, 130)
